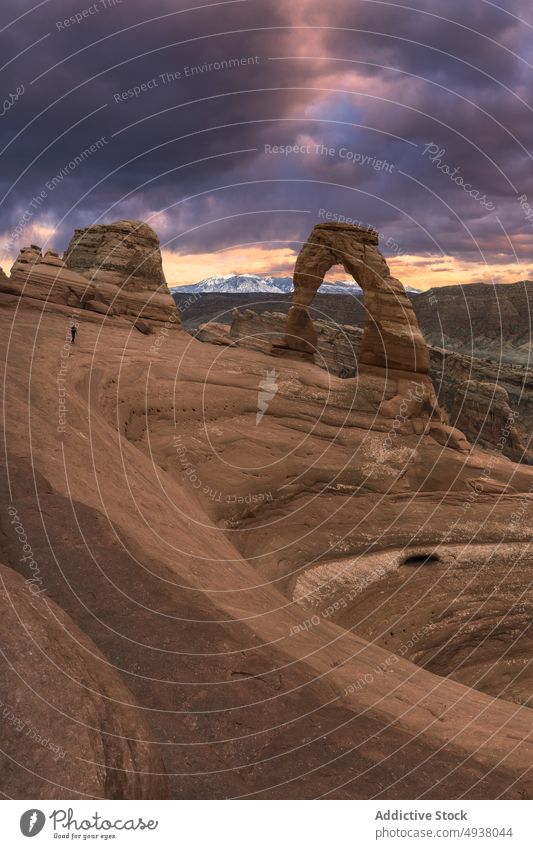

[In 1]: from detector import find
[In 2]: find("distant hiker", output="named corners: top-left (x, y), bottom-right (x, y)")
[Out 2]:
top-left (70, 325), bottom-right (77, 344)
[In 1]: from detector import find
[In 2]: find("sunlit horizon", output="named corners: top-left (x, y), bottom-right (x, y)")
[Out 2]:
top-left (161, 246), bottom-right (531, 291)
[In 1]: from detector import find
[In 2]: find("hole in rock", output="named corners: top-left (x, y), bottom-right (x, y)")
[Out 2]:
top-left (296, 548), bottom-right (533, 706)
top-left (402, 553), bottom-right (441, 566)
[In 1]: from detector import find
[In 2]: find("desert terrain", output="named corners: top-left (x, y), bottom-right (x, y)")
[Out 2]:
top-left (0, 220), bottom-right (532, 800)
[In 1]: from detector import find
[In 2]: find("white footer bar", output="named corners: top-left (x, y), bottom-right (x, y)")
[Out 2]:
top-left (4, 799), bottom-right (532, 848)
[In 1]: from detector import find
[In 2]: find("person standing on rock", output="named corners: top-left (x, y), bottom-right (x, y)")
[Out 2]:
top-left (70, 325), bottom-right (77, 344)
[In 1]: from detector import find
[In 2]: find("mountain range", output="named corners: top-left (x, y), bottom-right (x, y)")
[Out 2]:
top-left (170, 273), bottom-right (422, 295)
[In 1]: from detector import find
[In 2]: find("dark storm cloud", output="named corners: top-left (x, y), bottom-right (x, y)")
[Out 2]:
top-left (0, 0), bottom-right (304, 237)
top-left (0, 0), bottom-right (532, 278)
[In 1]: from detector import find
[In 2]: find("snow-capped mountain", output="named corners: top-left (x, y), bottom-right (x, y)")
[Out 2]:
top-left (171, 273), bottom-right (421, 296)
top-left (172, 274), bottom-right (287, 294)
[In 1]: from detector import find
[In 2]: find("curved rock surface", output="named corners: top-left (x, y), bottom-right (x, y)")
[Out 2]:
top-left (10, 246), bottom-right (92, 292)
top-left (294, 541), bottom-right (533, 707)
top-left (450, 380), bottom-right (529, 463)
top-left (2, 222), bottom-right (533, 800)
top-left (198, 307), bottom-right (532, 462)
top-left (430, 347), bottom-right (532, 462)
top-left (64, 219), bottom-right (166, 291)
top-left (197, 307), bottom-right (364, 378)
top-left (4, 230), bottom-right (179, 331)
top-left (0, 562), bottom-right (165, 799)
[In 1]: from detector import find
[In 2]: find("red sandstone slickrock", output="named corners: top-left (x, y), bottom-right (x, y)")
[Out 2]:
top-left (1, 219), bottom-right (533, 800)
top-left (2, 220), bottom-right (179, 331)
top-left (279, 222), bottom-right (429, 374)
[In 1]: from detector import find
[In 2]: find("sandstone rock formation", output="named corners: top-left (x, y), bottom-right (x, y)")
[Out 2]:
top-left (0, 561), bottom-right (165, 798)
top-left (3, 225), bottom-right (179, 331)
top-left (429, 346), bottom-right (532, 461)
top-left (449, 380), bottom-right (527, 462)
top-left (415, 280), bottom-right (533, 365)
top-left (294, 540), bottom-right (533, 707)
top-left (278, 222), bottom-right (429, 374)
top-left (7, 245), bottom-right (97, 306)
top-left (4, 215), bottom-right (533, 800)
top-left (3, 271), bottom-right (533, 800)
top-left (172, 277), bottom-right (533, 370)
top-left (197, 307), bottom-right (363, 378)
top-left (198, 307), bottom-right (532, 463)
top-left (9, 244), bottom-right (42, 276)
top-left (64, 219), bottom-right (166, 291)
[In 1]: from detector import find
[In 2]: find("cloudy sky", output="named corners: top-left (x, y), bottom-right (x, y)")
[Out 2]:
top-left (1, 0), bottom-right (532, 288)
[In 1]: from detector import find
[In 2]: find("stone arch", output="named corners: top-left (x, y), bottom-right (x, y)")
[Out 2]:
top-left (279, 222), bottom-right (429, 374)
